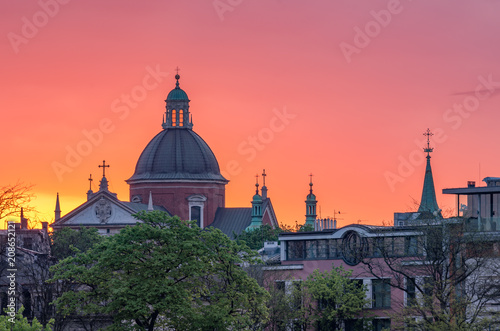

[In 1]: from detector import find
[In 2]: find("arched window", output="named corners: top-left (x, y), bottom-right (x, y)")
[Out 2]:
top-left (179, 110), bottom-right (184, 126)
top-left (172, 110), bottom-right (177, 126)
top-left (188, 195), bottom-right (207, 228)
top-left (191, 206), bottom-right (201, 228)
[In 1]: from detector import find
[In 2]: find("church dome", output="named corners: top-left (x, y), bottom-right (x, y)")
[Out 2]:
top-left (166, 74), bottom-right (189, 101)
top-left (127, 129), bottom-right (227, 183)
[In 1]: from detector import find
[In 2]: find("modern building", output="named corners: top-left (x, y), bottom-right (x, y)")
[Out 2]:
top-left (262, 130), bottom-right (500, 330)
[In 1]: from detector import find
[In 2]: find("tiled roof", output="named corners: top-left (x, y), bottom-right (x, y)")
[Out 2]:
top-left (121, 202), bottom-right (170, 214)
top-left (210, 207), bottom-right (252, 239)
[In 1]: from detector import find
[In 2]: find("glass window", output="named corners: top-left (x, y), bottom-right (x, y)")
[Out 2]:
top-left (328, 239), bottom-right (338, 258)
top-left (306, 240), bottom-right (318, 259)
top-left (190, 206), bottom-right (201, 228)
top-left (372, 279), bottom-right (391, 308)
top-left (393, 237), bottom-right (405, 256)
top-left (373, 318), bottom-right (391, 331)
top-left (292, 282), bottom-right (303, 310)
top-left (275, 281), bottom-right (285, 294)
top-left (405, 236), bottom-right (418, 256)
top-left (317, 240), bottom-right (328, 259)
top-left (373, 237), bottom-right (384, 257)
top-left (287, 241), bottom-right (305, 260)
top-left (406, 277), bottom-right (416, 306)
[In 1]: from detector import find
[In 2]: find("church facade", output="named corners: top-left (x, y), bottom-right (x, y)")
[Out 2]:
top-left (51, 74), bottom-right (278, 237)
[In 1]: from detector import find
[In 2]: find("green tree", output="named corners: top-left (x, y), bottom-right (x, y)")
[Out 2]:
top-left (305, 265), bottom-right (370, 330)
top-left (361, 219), bottom-right (500, 330)
top-left (0, 306), bottom-right (53, 331)
top-left (50, 226), bottom-right (103, 260)
top-left (51, 211), bottom-right (269, 331)
top-left (234, 224), bottom-right (283, 250)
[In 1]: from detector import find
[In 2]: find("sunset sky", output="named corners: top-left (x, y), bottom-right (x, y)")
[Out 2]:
top-left (2, 0), bottom-right (500, 228)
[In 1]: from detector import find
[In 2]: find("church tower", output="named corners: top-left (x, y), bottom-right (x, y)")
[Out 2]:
top-left (305, 174), bottom-right (317, 226)
top-left (418, 129), bottom-right (441, 217)
top-left (127, 72), bottom-right (228, 227)
top-left (247, 176), bottom-right (263, 231)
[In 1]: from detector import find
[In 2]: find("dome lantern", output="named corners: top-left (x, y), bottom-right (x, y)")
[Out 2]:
top-left (163, 71), bottom-right (193, 129)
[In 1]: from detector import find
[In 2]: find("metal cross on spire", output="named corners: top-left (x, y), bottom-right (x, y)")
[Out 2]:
top-left (309, 173), bottom-right (314, 193)
top-left (98, 160), bottom-right (110, 177)
top-left (88, 174), bottom-right (93, 190)
top-left (423, 128), bottom-right (434, 158)
top-left (175, 66), bottom-right (180, 75)
top-left (262, 169), bottom-right (267, 186)
top-left (255, 174), bottom-right (259, 194)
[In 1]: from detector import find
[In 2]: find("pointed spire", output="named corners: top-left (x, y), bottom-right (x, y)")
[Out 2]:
top-left (55, 193), bottom-right (61, 221)
top-left (418, 129), bottom-right (441, 216)
top-left (147, 191), bottom-right (154, 211)
top-left (261, 169), bottom-right (268, 199)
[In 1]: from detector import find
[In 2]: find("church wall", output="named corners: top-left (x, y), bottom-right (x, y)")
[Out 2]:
top-left (129, 182), bottom-right (226, 227)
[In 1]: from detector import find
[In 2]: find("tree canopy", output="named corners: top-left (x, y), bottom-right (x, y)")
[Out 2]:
top-left (50, 226), bottom-right (103, 260)
top-left (50, 211), bottom-right (269, 330)
top-left (305, 265), bottom-right (369, 330)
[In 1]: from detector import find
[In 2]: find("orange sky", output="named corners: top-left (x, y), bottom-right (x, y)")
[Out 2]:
top-left (2, 0), bottom-right (500, 229)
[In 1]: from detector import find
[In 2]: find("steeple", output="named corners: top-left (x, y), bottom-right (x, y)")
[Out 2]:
top-left (305, 174), bottom-right (317, 225)
top-left (55, 193), bottom-right (61, 221)
top-left (261, 169), bottom-right (268, 199)
top-left (246, 175), bottom-right (263, 231)
top-left (418, 129), bottom-right (441, 216)
top-left (163, 68), bottom-right (193, 129)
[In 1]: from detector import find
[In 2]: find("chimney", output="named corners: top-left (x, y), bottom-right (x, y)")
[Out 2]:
top-left (41, 222), bottom-right (48, 231)
top-left (20, 207), bottom-right (28, 229)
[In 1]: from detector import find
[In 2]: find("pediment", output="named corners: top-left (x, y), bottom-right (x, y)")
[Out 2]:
top-left (53, 192), bottom-right (139, 228)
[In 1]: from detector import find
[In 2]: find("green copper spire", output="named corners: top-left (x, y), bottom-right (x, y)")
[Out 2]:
top-left (246, 174), bottom-right (263, 231)
top-left (305, 173), bottom-right (317, 225)
top-left (418, 129), bottom-right (440, 216)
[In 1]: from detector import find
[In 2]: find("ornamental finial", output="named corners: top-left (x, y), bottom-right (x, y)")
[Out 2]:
top-left (309, 173), bottom-right (314, 194)
top-left (175, 67), bottom-right (180, 87)
top-left (423, 128), bottom-right (434, 158)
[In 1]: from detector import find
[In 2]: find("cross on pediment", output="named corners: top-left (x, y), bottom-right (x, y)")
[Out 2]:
top-left (98, 160), bottom-right (110, 177)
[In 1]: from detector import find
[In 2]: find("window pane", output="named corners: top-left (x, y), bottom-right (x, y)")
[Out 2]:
top-left (306, 240), bottom-right (318, 259)
top-left (372, 279), bottom-right (391, 308)
top-left (329, 239), bottom-right (338, 258)
top-left (317, 240), bottom-right (328, 259)
top-left (288, 241), bottom-right (305, 260)
top-left (190, 206), bottom-right (201, 228)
